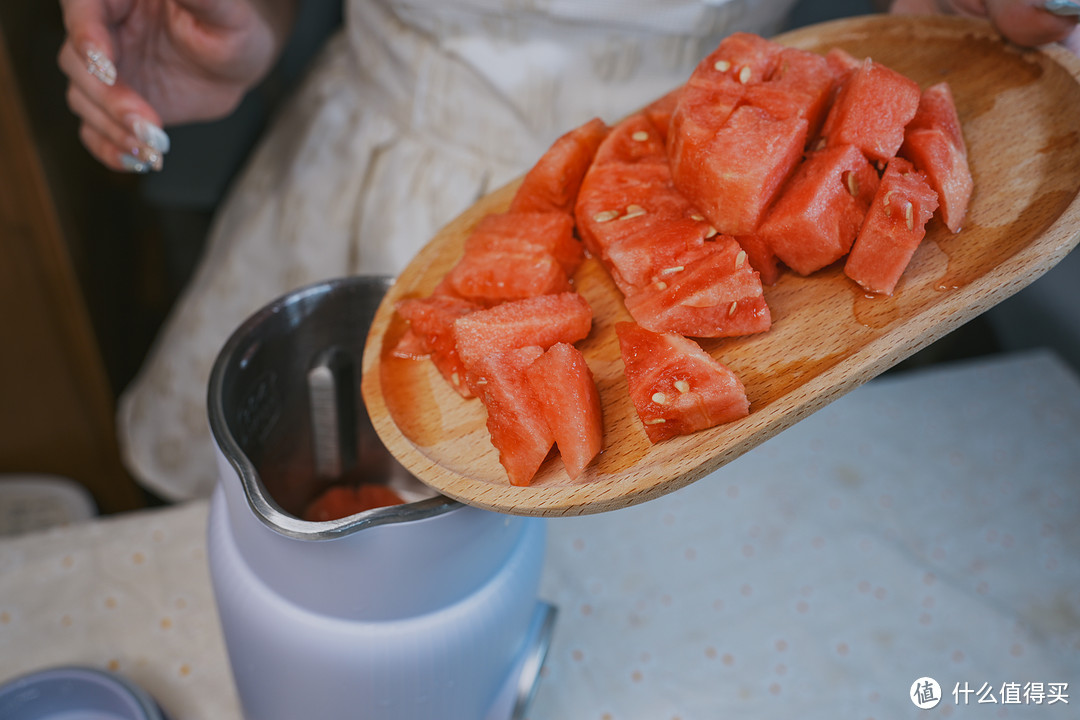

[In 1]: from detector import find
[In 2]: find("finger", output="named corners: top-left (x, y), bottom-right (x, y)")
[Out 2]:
top-left (67, 83), bottom-right (164, 171)
top-left (58, 0), bottom-right (121, 86)
top-left (986, 0), bottom-right (1080, 46)
top-left (58, 39), bottom-right (170, 156)
top-left (78, 122), bottom-right (153, 174)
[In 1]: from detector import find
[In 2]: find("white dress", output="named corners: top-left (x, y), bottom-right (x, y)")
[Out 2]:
top-left (117, 0), bottom-right (800, 502)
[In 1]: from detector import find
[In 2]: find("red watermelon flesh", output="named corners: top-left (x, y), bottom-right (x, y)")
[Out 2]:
top-left (600, 214), bottom-right (716, 294)
top-left (464, 211), bottom-right (583, 275)
top-left (396, 295), bottom-right (482, 398)
top-left (906, 82), bottom-right (966, 149)
top-left (591, 113), bottom-right (669, 168)
top-left (622, 236), bottom-right (771, 338)
top-left (509, 117), bottom-right (610, 215)
top-left (671, 104), bottom-right (809, 237)
top-left (576, 112), bottom-right (718, 296)
top-left (668, 81), bottom-right (745, 165)
top-left (616, 321), bottom-right (750, 443)
top-left (744, 46), bottom-right (837, 139)
top-left (844, 157), bottom-right (940, 295)
top-left (759, 143), bottom-right (880, 276)
top-left (525, 342), bottom-right (604, 480)
top-left (447, 250), bottom-right (571, 304)
top-left (452, 291), bottom-right (593, 370)
top-left (689, 31), bottom-right (783, 90)
top-left (470, 346), bottom-right (554, 487)
top-left (642, 87), bottom-right (682, 145)
top-left (577, 158), bottom-right (713, 294)
top-left (824, 47), bottom-right (861, 79)
top-left (820, 57), bottom-right (920, 165)
top-left (900, 82), bottom-right (972, 233)
top-left (733, 234), bottom-right (781, 286)
top-left (390, 328), bottom-right (429, 361)
top-left (303, 483), bottom-right (406, 521)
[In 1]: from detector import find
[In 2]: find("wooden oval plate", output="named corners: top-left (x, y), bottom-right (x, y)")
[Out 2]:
top-left (362, 15), bottom-right (1080, 517)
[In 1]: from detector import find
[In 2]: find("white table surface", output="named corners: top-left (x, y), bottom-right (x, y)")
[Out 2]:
top-left (1, 350), bottom-right (1078, 719)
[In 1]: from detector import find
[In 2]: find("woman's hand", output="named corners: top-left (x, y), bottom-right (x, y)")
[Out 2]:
top-left (57, 0), bottom-right (296, 172)
top-left (891, 0), bottom-right (1080, 55)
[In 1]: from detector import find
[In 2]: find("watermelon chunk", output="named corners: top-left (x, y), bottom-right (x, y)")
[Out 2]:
top-left (524, 343), bottom-right (604, 480)
top-left (844, 157), bottom-right (940, 295)
top-left (463, 211), bottom-right (583, 275)
top-left (622, 236), bottom-right (771, 338)
top-left (396, 295), bottom-right (481, 398)
top-left (820, 57), bottom-right (920, 165)
top-left (447, 250), bottom-right (571, 304)
top-left (470, 346), bottom-right (554, 486)
top-left (452, 292), bottom-right (593, 370)
top-left (758, 144), bottom-right (880, 276)
top-left (671, 104), bottom-right (809, 236)
top-left (591, 113), bottom-right (669, 168)
top-left (616, 322), bottom-right (749, 443)
top-left (900, 82), bottom-right (973, 233)
top-left (509, 117), bottom-right (610, 214)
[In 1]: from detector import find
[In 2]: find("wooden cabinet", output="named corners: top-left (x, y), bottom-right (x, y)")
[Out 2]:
top-left (0, 22), bottom-right (144, 514)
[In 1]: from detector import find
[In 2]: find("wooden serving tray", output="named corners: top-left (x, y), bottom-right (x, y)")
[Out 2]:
top-left (361, 15), bottom-right (1080, 517)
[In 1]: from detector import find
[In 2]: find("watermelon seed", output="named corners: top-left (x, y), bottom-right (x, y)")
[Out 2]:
top-left (714, 60), bottom-right (731, 72)
top-left (705, 226), bottom-right (718, 239)
top-left (645, 418), bottom-right (667, 425)
top-left (593, 210), bottom-right (619, 223)
top-left (659, 265), bottom-right (685, 276)
top-left (735, 250), bottom-right (747, 270)
top-left (451, 372), bottom-right (461, 386)
top-left (652, 392), bottom-right (668, 405)
top-left (621, 204), bottom-right (647, 220)
top-left (691, 213), bottom-right (705, 222)
top-left (728, 301), bottom-right (738, 317)
top-left (655, 281), bottom-right (668, 290)
top-left (674, 380), bottom-right (690, 394)
top-left (631, 131), bottom-right (650, 142)
top-left (844, 171), bottom-right (859, 197)
top-left (904, 202), bottom-right (914, 230)
top-left (738, 66), bottom-right (752, 84)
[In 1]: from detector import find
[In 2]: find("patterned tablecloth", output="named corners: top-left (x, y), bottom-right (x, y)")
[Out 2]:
top-left (1, 350), bottom-right (1078, 719)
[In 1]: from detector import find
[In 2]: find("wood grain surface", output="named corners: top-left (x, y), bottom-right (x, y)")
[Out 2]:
top-left (361, 15), bottom-right (1080, 517)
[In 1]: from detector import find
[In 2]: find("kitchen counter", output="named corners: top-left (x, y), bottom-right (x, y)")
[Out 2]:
top-left (1, 350), bottom-right (1078, 719)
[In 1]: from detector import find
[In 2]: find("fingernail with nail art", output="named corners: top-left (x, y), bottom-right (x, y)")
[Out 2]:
top-left (120, 153), bottom-right (150, 173)
top-left (85, 46), bottom-right (117, 86)
top-left (1044, 0), bottom-right (1080, 17)
top-left (128, 116), bottom-right (171, 154)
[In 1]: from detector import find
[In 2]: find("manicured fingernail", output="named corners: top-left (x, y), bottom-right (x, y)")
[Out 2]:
top-left (140, 148), bottom-right (164, 172)
top-left (85, 46), bottom-right (116, 86)
top-left (1044, 0), bottom-right (1080, 16)
top-left (120, 153), bottom-right (150, 173)
top-left (128, 115), bottom-right (170, 154)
